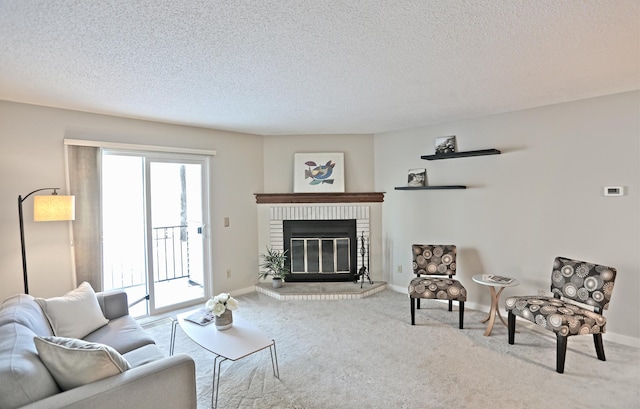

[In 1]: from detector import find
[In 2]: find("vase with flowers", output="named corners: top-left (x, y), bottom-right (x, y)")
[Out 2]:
top-left (205, 293), bottom-right (239, 330)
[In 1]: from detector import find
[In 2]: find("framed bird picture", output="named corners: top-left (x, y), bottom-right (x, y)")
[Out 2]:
top-left (293, 152), bottom-right (345, 193)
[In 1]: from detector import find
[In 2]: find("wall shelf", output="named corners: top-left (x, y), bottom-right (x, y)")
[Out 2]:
top-left (421, 148), bottom-right (501, 160)
top-left (394, 185), bottom-right (466, 190)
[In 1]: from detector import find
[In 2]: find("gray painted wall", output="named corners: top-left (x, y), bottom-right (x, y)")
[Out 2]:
top-left (0, 101), bottom-right (263, 301)
top-left (1, 91), bottom-right (638, 345)
top-left (375, 91), bottom-right (639, 344)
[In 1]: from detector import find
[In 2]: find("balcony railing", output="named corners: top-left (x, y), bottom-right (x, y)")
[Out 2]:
top-left (103, 225), bottom-right (191, 290)
top-left (153, 225), bottom-right (190, 282)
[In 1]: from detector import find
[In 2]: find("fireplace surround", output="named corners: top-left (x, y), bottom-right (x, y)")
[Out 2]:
top-left (267, 205), bottom-right (370, 283)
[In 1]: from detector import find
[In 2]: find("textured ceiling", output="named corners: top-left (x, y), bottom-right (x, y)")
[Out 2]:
top-left (0, 1), bottom-right (638, 135)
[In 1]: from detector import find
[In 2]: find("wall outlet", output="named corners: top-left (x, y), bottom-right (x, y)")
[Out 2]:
top-left (224, 217), bottom-right (230, 227)
top-left (226, 269), bottom-right (231, 278)
top-left (397, 265), bottom-right (402, 273)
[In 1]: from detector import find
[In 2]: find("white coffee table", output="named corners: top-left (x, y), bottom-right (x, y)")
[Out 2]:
top-left (472, 274), bottom-right (519, 336)
top-left (170, 311), bottom-right (279, 409)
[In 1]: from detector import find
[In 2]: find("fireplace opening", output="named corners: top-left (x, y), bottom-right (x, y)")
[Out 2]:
top-left (283, 219), bottom-right (357, 282)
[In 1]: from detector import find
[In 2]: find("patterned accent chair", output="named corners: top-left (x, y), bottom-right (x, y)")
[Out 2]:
top-left (505, 256), bottom-right (616, 373)
top-left (409, 245), bottom-right (466, 329)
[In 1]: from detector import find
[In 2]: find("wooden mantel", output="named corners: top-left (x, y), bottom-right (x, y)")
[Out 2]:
top-left (254, 192), bottom-right (385, 204)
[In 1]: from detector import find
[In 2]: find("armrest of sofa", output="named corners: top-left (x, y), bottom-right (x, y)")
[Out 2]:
top-left (20, 353), bottom-right (196, 409)
top-left (96, 290), bottom-right (129, 320)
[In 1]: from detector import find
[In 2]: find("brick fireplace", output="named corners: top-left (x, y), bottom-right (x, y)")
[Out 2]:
top-left (255, 192), bottom-right (384, 292)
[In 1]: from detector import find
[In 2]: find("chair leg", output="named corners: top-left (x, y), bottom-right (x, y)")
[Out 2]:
top-left (508, 311), bottom-right (516, 344)
top-left (556, 333), bottom-right (567, 374)
top-left (594, 333), bottom-right (606, 361)
top-left (410, 298), bottom-right (416, 325)
top-left (458, 301), bottom-right (464, 329)
top-left (416, 298), bottom-right (420, 310)
top-left (448, 300), bottom-right (452, 312)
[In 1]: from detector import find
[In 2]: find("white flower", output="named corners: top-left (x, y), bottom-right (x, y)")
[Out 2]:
top-left (205, 298), bottom-right (216, 312)
top-left (212, 302), bottom-right (226, 316)
top-left (204, 293), bottom-right (239, 316)
top-left (226, 297), bottom-right (239, 311)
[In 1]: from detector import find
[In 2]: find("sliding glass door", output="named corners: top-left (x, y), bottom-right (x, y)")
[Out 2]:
top-left (102, 151), bottom-right (210, 315)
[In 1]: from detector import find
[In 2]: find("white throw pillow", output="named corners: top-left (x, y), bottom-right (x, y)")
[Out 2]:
top-left (35, 282), bottom-right (109, 339)
top-left (34, 336), bottom-right (131, 391)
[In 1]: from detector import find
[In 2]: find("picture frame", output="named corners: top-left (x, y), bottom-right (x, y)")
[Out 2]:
top-left (407, 168), bottom-right (427, 187)
top-left (435, 135), bottom-right (457, 154)
top-left (293, 152), bottom-right (345, 193)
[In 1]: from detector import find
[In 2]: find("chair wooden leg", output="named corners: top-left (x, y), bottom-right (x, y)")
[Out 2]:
top-left (556, 333), bottom-right (567, 374)
top-left (508, 311), bottom-right (515, 344)
top-left (459, 301), bottom-right (464, 329)
top-left (416, 298), bottom-right (420, 309)
top-left (410, 298), bottom-right (416, 325)
top-left (448, 300), bottom-right (452, 312)
top-left (594, 333), bottom-right (606, 361)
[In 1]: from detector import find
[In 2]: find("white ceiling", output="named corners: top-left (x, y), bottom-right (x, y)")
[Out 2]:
top-left (0, 1), bottom-right (638, 136)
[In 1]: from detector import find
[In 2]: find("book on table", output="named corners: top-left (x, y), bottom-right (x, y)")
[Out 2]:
top-left (485, 275), bottom-right (514, 284)
top-left (184, 308), bottom-right (216, 326)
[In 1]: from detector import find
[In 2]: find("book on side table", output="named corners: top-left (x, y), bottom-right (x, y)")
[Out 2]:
top-left (483, 274), bottom-right (514, 284)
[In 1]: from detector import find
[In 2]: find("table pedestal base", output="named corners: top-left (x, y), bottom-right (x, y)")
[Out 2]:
top-left (480, 286), bottom-right (509, 336)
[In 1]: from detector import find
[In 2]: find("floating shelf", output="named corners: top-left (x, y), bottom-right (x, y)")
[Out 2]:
top-left (421, 149), bottom-right (501, 160)
top-left (394, 185), bottom-right (466, 190)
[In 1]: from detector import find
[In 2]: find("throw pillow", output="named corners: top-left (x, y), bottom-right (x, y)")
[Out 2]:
top-left (35, 282), bottom-right (109, 339)
top-left (34, 336), bottom-right (131, 391)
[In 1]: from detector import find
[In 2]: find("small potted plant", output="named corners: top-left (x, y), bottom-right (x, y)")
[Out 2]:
top-left (259, 247), bottom-right (289, 288)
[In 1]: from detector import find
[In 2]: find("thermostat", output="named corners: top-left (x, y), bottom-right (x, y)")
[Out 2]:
top-left (603, 186), bottom-right (624, 196)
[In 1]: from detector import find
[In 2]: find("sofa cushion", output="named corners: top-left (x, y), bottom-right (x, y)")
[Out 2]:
top-left (84, 315), bottom-right (156, 354)
top-left (34, 336), bottom-right (131, 391)
top-left (36, 282), bottom-right (109, 339)
top-left (0, 295), bottom-right (59, 409)
top-left (122, 343), bottom-right (166, 367)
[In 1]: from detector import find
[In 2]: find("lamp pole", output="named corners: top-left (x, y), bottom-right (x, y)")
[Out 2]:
top-left (18, 188), bottom-right (60, 294)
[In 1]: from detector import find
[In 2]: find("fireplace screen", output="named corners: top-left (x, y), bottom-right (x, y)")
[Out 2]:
top-left (290, 238), bottom-right (350, 273)
top-left (283, 219), bottom-right (357, 282)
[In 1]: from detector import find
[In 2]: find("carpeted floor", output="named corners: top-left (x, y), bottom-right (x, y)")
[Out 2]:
top-left (143, 290), bottom-right (640, 409)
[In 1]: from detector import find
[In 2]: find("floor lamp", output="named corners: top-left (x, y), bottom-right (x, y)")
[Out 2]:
top-left (18, 188), bottom-right (75, 294)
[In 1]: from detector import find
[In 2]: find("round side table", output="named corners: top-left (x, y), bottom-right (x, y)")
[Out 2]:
top-left (472, 274), bottom-right (519, 336)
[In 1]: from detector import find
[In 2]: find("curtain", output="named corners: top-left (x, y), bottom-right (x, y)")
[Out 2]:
top-left (67, 145), bottom-right (103, 291)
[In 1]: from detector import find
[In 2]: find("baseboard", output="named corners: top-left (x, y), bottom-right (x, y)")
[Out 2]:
top-left (234, 285), bottom-right (258, 296)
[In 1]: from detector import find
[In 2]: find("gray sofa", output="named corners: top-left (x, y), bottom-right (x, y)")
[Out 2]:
top-left (0, 290), bottom-right (196, 409)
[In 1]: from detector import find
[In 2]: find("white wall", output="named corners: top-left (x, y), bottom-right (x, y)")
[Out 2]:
top-left (0, 101), bottom-right (263, 301)
top-left (375, 91), bottom-right (639, 344)
top-left (262, 134), bottom-right (375, 193)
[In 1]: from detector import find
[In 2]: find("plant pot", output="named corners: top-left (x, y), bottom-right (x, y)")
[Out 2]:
top-left (272, 277), bottom-right (283, 288)
top-left (214, 309), bottom-right (233, 331)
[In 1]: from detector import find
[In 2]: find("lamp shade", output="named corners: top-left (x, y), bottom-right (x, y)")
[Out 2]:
top-left (34, 195), bottom-right (75, 221)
